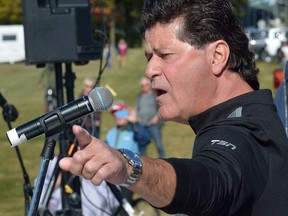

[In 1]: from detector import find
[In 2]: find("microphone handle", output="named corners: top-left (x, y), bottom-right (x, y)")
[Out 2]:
top-left (7, 96), bottom-right (94, 146)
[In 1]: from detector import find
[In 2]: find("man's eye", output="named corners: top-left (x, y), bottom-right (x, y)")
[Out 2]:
top-left (145, 53), bottom-right (152, 62)
top-left (160, 53), bottom-right (169, 59)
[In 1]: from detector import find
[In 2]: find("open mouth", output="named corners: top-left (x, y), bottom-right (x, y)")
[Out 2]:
top-left (154, 88), bottom-right (167, 97)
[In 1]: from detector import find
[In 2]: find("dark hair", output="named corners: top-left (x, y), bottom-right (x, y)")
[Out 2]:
top-left (139, 0), bottom-right (260, 90)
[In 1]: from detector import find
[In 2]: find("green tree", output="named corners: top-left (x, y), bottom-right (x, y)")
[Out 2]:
top-left (231, 0), bottom-right (249, 15)
top-left (0, 0), bottom-right (22, 24)
top-left (91, 0), bottom-right (143, 47)
top-left (114, 0), bottom-right (143, 47)
top-left (92, 0), bottom-right (250, 48)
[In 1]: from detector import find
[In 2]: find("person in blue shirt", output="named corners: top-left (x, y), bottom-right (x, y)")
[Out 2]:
top-left (105, 101), bottom-right (140, 201)
top-left (105, 101), bottom-right (140, 155)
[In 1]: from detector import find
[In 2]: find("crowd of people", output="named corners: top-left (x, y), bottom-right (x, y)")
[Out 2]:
top-left (38, 74), bottom-right (165, 214)
top-left (77, 76), bottom-right (164, 158)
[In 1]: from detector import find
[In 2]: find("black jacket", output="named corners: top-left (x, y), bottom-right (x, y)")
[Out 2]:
top-left (162, 90), bottom-right (288, 216)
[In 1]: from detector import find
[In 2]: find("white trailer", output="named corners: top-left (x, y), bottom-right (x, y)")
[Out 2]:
top-left (0, 25), bottom-right (25, 64)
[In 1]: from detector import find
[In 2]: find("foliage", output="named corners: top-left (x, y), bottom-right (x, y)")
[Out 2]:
top-left (0, 0), bottom-right (22, 24)
top-left (0, 0), bottom-right (267, 26)
top-left (0, 0), bottom-right (252, 47)
top-left (231, 0), bottom-right (249, 16)
top-left (115, 0), bottom-right (142, 18)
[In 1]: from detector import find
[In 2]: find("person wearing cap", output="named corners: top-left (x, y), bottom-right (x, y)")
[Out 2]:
top-left (105, 101), bottom-right (140, 202)
top-left (105, 101), bottom-right (140, 154)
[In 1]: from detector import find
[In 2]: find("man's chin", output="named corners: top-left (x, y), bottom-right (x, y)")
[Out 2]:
top-left (159, 110), bottom-right (188, 124)
top-left (158, 110), bottom-right (174, 122)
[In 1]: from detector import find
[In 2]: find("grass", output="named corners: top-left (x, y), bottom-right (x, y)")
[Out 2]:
top-left (0, 47), bottom-right (281, 215)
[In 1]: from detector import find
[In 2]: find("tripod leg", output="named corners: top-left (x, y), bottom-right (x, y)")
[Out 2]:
top-left (28, 136), bottom-right (57, 216)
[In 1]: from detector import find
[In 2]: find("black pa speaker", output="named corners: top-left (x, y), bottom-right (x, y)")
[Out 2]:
top-left (22, 0), bottom-right (102, 65)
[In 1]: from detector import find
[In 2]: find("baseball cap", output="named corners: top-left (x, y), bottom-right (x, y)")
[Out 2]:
top-left (110, 100), bottom-right (127, 113)
top-left (114, 110), bottom-right (129, 118)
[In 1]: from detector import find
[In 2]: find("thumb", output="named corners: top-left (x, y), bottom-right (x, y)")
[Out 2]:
top-left (59, 157), bottom-right (73, 171)
top-left (72, 125), bottom-right (93, 149)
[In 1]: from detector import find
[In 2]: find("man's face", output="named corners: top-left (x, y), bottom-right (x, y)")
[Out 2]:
top-left (83, 82), bottom-right (93, 96)
top-left (114, 116), bottom-right (129, 126)
top-left (114, 110), bottom-right (129, 126)
top-left (144, 19), bottom-right (216, 124)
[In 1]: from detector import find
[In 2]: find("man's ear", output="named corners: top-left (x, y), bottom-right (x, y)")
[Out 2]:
top-left (210, 40), bottom-right (230, 76)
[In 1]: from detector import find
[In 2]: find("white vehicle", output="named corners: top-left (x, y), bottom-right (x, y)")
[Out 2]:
top-left (263, 27), bottom-right (288, 62)
top-left (0, 25), bottom-right (25, 64)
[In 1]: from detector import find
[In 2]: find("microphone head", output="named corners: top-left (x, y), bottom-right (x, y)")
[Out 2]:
top-left (88, 87), bottom-right (114, 111)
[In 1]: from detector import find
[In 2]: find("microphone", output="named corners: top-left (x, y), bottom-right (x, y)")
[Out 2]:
top-left (0, 92), bottom-right (19, 122)
top-left (6, 87), bottom-right (113, 147)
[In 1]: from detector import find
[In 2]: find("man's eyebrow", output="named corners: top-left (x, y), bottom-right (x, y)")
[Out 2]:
top-left (145, 47), bottom-right (162, 56)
